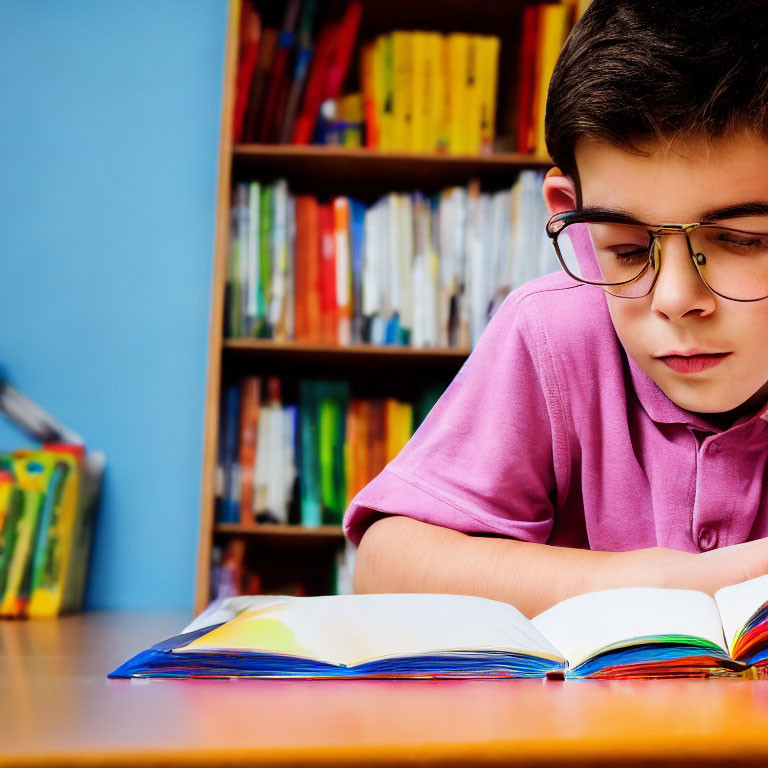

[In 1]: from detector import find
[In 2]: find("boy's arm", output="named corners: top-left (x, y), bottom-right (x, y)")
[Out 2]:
top-left (354, 515), bottom-right (768, 618)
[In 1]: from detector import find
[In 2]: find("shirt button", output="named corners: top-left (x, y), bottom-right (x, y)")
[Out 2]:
top-left (698, 527), bottom-right (718, 551)
top-left (708, 442), bottom-right (722, 456)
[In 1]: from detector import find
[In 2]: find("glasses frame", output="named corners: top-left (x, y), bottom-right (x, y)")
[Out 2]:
top-left (546, 210), bottom-right (768, 302)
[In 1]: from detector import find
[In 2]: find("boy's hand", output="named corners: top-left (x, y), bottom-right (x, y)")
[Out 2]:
top-left (600, 540), bottom-right (768, 597)
top-left (692, 538), bottom-right (768, 595)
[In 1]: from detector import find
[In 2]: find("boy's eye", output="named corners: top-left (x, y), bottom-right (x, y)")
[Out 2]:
top-left (611, 246), bottom-right (648, 261)
top-left (716, 233), bottom-right (768, 248)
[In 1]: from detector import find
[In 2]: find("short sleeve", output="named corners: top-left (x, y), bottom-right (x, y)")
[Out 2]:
top-left (343, 289), bottom-right (563, 546)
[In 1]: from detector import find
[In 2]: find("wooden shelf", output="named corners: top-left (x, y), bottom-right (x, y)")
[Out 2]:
top-left (224, 338), bottom-right (470, 358)
top-left (223, 339), bottom-right (470, 378)
top-left (215, 523), bottom-right (345, 544)
top-left (232, 144), bottom-right (551, 198)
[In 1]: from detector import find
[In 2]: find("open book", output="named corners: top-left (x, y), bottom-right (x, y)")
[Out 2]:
top-left (109, 575), bottom-right (768, 680)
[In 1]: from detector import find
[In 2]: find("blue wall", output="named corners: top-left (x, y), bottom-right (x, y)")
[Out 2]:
top-left (0, 0), bottom-right (228, 611)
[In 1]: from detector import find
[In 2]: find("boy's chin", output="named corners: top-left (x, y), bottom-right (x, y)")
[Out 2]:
top-left (660, 382), bottom-right (759, 420)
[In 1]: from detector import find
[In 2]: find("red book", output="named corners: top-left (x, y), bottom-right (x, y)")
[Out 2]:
top-left (295, 196), bottom-right (322, 342)
top-left (259, 0), bottom-right (300, 142)
top-left (238, 377), bottom-right (261, 527)
top-left (233, 4), bottom-right (261, 143)
top-left (516, 4), bottom-right (541, 154)
top-left (243, 27), bottom-right (279, 142)
top-left (42, 443), bottom-right (85, 461)
top-left (291, 20), bottom-right (337, 144)
top-left (360, 42), bottom-right (379, 149)
top-left (318, 203), bottom-right (337, 344)
top-left (323, 0), bottom-right (363, 100)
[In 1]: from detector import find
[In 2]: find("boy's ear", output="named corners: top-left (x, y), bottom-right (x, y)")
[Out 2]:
top-left (542, 167), bottom-right (578, 216)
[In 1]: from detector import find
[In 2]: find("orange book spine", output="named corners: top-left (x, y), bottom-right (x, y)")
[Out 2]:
top-left (333, 197), bottom-right (352, 346)
top-left (369, 400), bottom-right (387, 477)
top-left (296, 196), bottom-right (322, 342)
top-left (319, 203), bottom-right (337, 344)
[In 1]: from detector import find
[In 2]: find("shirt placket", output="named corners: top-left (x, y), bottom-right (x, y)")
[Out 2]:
top-left (691, 432), bottom-right (728, 551)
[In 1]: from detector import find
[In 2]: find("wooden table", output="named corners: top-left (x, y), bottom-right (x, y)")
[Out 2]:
top-left (3, 612), bottom-right (768, 767)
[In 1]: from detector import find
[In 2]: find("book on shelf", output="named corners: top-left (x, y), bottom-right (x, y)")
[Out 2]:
top-left (215, 376), bottom-right (445, 530)
top-left (232, 0), bottom-right (579, 154)
top-left (513, 2), bottom-right (574, 155)
top-left (110, 575), bottom-right (768, 680)
top-left (208, 535), bottom-right (356, 601)
top-left (225, 172), bottom-right (557, 348)
top-left (0, 381), bottom-right (104, 618)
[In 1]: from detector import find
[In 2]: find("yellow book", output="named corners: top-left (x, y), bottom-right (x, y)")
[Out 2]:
top-left (0, 473), bottom-right (12, 533)
top-left (27, 452), bottom-right (82, 618)
top-left (410, 32), bottom-right (430, 152)
top-left (576, 0), bottom-right (592, 19)
top-left (465, 36), bottom-right (482, 154)
top-left (385, 399), bottom-right (400, 462)
top-left (478, 36), bottom-right (500, 154)
top-left (534, 3), bottom-right (570, 158)
top-left (392, 31), bottom-right (414, 151)
top-left (338, 93), bottom-right (363, 148)
top-left (446, 34), bottom-right (470, 154)
top-left (428, 33), bottom-right (446, 152)
top-left (378, 34), bottom-right (395, 151)
top-left (399, 402), bottom-right (414, 450)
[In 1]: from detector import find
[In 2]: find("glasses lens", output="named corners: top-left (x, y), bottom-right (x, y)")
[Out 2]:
top-left (556, 221), bottom-right (653, 297)
top-left (689, 225), bottom-right (768, 301)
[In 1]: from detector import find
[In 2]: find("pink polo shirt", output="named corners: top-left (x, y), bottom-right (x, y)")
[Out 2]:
top-left (343, 271), bottom-right (768, 554)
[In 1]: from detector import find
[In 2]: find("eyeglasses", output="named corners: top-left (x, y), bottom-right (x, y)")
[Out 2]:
top-left (546, 211), bottom-right (768, 301)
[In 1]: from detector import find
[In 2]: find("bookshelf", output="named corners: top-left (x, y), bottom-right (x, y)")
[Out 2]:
top-left (195, 0), bottom-right (565, 613)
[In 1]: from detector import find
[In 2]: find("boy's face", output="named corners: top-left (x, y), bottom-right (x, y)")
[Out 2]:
top-left (544, 132), bottom-right (768, 423)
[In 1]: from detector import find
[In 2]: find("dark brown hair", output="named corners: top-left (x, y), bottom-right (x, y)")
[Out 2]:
top-left (545, 0), bottom-right (768, 177)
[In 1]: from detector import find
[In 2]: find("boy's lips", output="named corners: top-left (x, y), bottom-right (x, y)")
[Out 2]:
top-left (655, 351), bottom-right (732, 374)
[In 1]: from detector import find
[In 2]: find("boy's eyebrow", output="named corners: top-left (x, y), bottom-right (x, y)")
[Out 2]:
top-left (578, 203), bottom-right (768, 224)
top-left (698, 202), bottom-right (768, 221)
top-left (577, 205), bottom-right (644, 223)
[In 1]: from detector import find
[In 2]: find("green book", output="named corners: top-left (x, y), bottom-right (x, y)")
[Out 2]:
top-left (257, 184), bottom-right (273, 338)
top-left (246, 181), bottom-right (261, 337)
top-left (0, 486), bottom-right (24, 606)
top-left (298, 381), bottom-right (322, 527)
top-left (227, 206), bottom-right (242, 338)
top-left (415, 382), bottom-right (449, 428)
top-left (317, 381), bottom-right (349, 525)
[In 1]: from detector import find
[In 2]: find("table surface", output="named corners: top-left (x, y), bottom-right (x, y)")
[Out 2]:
top-left (3, 612), bottom-right (768, 767)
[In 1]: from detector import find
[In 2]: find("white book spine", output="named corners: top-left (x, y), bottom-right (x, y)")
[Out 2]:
top-left (247, 181), bottom-right (261, 333)
top-left (270, 179), bottom-right (288, 337)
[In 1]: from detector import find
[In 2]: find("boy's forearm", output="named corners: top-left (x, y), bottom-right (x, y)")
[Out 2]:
top-left (353, 516), bottom-right (705, 618)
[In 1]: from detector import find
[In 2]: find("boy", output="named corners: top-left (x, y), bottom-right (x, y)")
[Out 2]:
top-left (343, 0), bottom-right (768, 618)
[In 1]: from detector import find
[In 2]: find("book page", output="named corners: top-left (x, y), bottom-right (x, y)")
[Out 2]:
top-left (531, 587), bottom-right (726, 669)
top-left (182, 595), bottom-right (288, 635)
top-left (180, 593), bottom-right (565, 667)
top-left (715, 573), bottom-right (768, 655)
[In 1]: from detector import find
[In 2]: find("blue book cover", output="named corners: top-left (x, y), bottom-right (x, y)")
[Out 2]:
top-left (222, 385), bottom-right (241, 523)
top-left (350, 199), bottom-right (366, 345)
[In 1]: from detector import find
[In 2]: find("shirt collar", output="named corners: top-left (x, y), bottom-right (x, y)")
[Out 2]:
top-left (626, 352), bottom-right (768, 433)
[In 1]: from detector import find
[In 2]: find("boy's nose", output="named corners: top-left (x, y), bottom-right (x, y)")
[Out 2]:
top-left (649, 233), bottom-right (717, 319)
